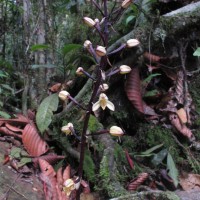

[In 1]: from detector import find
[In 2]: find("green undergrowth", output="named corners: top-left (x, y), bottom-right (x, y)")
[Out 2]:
top-left (136, 124), bottom-right (183, 165)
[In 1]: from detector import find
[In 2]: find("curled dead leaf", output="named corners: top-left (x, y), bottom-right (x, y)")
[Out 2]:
top-left (176, 108), bottom-right (187, 124)
top-left (63, 165), bottom-right (71, 181)
top-left (127, 172), bottom-right (149, 191)
top-left (143, 52), bottom-right (162, 63)
top-left (125, 67), bottom-right (144, 113)
top-left (5, 123), bottom-right (23, 132)
top-left (22, 124), bottom-right (49, 156)
top-left (57, 167), bottom-right (64, 190)
top-left (49, 83), bottom-right (62, 92)
top-left (169, 114), bottom-right (193, 139)
top-left (39, 159), bottom-right (56, 177)
top-left (174, 71), bottom-right (184, 104)
top-left (0, 127), bottom-right (22, 139)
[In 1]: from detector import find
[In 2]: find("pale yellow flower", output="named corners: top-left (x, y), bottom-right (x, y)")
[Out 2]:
top-left (63, 179), bottom-right (75, 196)
top-left (96, 46), bottom-right (106, 57)
top-left (100, 84), bottom-right (109, 92)
top-left (84, 40), bottom-right (92, 48)
top-left (58, 90), bottom-right (70, 101)
top-left (119, 65), bottom-right (131, 74)
top-left (92, 93), bottom-right (115, 111)
top-left (61, 123), bottom-right (74, 135)
top-left (109, 126), bottom-right (124, 136)
top-left (76, 67), bottom-right (84, 75)
top-left (83, 17), bottom-right (96, 27)
top-left (126, 39), bottom-right (140, 48)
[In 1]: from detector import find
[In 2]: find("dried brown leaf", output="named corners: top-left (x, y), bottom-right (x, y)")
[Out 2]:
top-left (5, 123), bottom-right (23, 132)
top-left (0, 115), bottom-right (29, 127)
top-left (22, 124), bottom-right (49, 156)
top-left (40, 171), bottom-right (58, 200)
top-left (63, 165), bottom-right (71, 181)
top-left (169, 114), bottom-right (193, 139)
top-left (81, 180), bottom-right (90, 194)
top-left (49, 83), bottom-right (62, 92)
top-left (57, 167), bottom-right (64, 190)
top-left (143, 52), bottom-right (162, 63)
top-left (143, 102), bottom-right (158, 116)
top-left (179, 173), bottom-right (200, 191)
top-left (125, 67), bottom-right (144, 113)
top-left (0, 127), bottom-right (22, 139)
top-left (174, 71), bottom-right (184, 104)
top-left (39, 159), bottom-right (56, 177)
top-left (176, 108), bottom-right (187, 124)
top-left (33, 154), bottom-right (65, 167)
top-left (127, 172), bottom-right (149, 191)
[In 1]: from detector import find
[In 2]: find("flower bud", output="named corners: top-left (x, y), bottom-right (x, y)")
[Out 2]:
top-left (119, 65), bottom-right (131, 74)
top-left (76, 67), bottom-right (84, 75)
top-left (96, 46), bottom-right (106, 57)
top-left (84, 40), bottom-right (92, 49)
top-left (63, 179), bottom-right (75, 196)
top-left (121, 0), bottom-right (132, 9)
top-left (109, 126), bottom-right (124, 137)
top-left (94, 18), bottom-right (99, 24)
top-left (100, 84), bottom-right (109, 91)
top-left (83, 17), bottom-right (96, 27)
top-left (61, 123), bottom-right (74, 135)
top-left (59, 90), bottom-right (70, 101)
top-left (126, 39), bottom-right (140, 48)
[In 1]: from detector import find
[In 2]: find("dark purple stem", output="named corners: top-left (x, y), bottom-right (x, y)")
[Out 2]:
top-left (107, 43), bottom-right (126, 56)
top-left (86, 129), bottom-right (109, 136)
top-left (107, 68), bottom-right (120, 77)
top-left (77, 65), bottom-right (102, 177)
top-left (77, 1), bottom-right (109, 199)
top-left (82, 70), bottom-right (96, 81)
top-left (68, 96), bottom-right (86, 110)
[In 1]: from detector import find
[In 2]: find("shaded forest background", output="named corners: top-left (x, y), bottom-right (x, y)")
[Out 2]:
top-left (1, 0), bottom-right (200, 199)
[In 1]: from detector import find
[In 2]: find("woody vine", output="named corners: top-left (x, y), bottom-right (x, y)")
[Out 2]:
top-left (58, 0), bottom-right (140, 197)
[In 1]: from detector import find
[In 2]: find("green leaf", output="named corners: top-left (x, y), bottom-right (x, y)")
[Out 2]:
top-left (193, 47), bottom-right (200, 56)
top-left (167, 153), bottom-right (179, 187)
top-left (141, 144), bottom-right (163, 155)
top-left (0, 70), bottom-right (8, 78)
top-left (36, 94), bottom-right (59, 134)
top-left (126, 15), bottom-right (135, 25)
top-left (144, 89), bottom-right (159, 97)
top-left (18, 157), bottom-right (32, 168)
top-left (0, 84), bottom-right (14, 93)
top-left (143, 73), bottom-right (161, 84)
top-left (0, 111), bottom-right (11, 119)
top-left (62, 44), bottom-right (82, 56)
top-left (31, 64), bottom-right (56, 69)
top-left (30, 44), bottom-right (50, 51)
top-left (10, 147), bottom-right (21, 159)
top-left (151, 148), bottom-right (168, 166)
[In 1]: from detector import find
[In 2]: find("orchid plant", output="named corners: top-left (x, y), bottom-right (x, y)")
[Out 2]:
top-left (58, 0), bottom-right (140, 197)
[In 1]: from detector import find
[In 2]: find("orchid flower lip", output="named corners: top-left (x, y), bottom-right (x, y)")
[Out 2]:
top-left (92, 93), bottom-right (115, 112)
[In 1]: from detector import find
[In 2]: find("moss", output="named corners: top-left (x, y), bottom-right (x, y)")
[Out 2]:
top-left (97, 155), bottom-right (127, 198)
top-left (138, 124), bottom-right (182, 164)
top-left (113, 143), bottom-right (130, 181)
top-left (83, 149), bottom-right (96, 182)
top-left (88, 115), bottom-right (103, 133)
